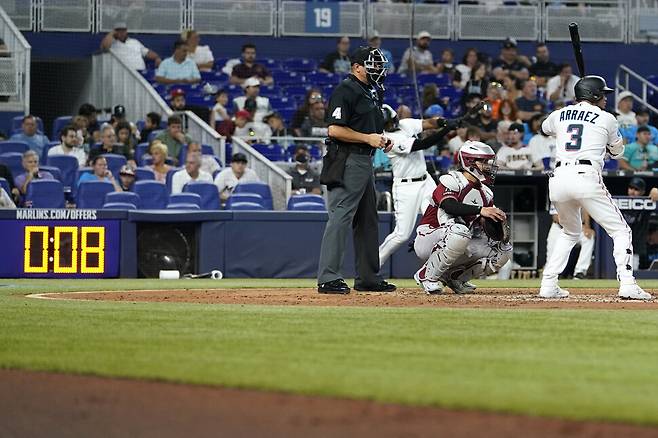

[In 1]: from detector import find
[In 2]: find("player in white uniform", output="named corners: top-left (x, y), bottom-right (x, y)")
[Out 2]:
top-left (378, 105), bottom-right (454, 266)
top-left (545, 204), bottom-right (595, 279)
top-left (540, 76), bottom-right (651, 300)
top-left (413, 141), bottom-right (512, 294)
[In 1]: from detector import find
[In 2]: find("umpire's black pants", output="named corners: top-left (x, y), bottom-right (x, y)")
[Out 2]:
top-left (317, 153), bottom-right (382, 286)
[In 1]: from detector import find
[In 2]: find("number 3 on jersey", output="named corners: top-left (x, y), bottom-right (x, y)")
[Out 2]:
top-left (565, 124), bottom-right (583, 151)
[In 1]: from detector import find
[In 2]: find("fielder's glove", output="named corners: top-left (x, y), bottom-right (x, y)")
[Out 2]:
top-left (481, 216), bottom-right (511, 243)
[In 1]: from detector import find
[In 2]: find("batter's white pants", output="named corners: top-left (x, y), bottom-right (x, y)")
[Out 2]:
top-left (546, 222), bottom-right (595, 275)
top-left (542, 164), bottom-right (634, 288)
top-left (379, 174), bottom-right (436, 267)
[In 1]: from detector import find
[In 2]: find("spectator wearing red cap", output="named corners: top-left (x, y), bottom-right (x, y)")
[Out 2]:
top-left (232, 110), bottom-right (269, 143)
top-left (170, 88), bottom-right (187, 111)
top-left (230, 43), bottom-right (273, 86)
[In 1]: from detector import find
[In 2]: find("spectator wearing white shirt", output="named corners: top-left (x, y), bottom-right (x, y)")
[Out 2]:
top-left (527, 116), bottom-right (556, 170)
top-left (616, 91), bottom-right (637, 130)
top-left (398, 31), bottom-right (437, 75)
top-left (546, 64), bottom-right (580, 103)
top-left (233, 77), bottom-right (272, 126)
top-left (48, 125), bottom-right (87, 167)
top-left (155, 39), bottom-right (201, 85)
top-left (214, 153), bottom-right (260, 202)
top-left (181, 29), bottom-right (214, 72)
top-left (10, 115), bottom-right (50, 157)
top-left (496, 123), bottom-right (544, 170)
top-left (171, 151), bottom-right (213, 194)
top-left (188, 141), bottom-right (220, 176)
top-left (100, 22), bottom-right (161, 70)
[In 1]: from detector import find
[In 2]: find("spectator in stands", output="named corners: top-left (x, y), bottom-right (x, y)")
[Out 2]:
top-left (181, 29), bottom-right (214, 72)
top-left (486, 82), bottom-right (504, 118)
top-left (171, 152), bottom-right (213, 194)
top-left (616, 91), bottom-right (637, 130)
top-left (0, 162), bottom-right (18, 200)
top-left (619, 126), bottom-right (658, 171)
top-left (291, 88), bottom-right (323, 136)
top-left (116, 121), bottom-right (136, 155)
top-left (367, 32), bottom-right (394, 73)
top-left (48, 125), bottom-right (87, 166)
top-left (398, 31), bottom-right (436, 75)
top-left (287, 146), bottom-right (321, 195)
top-left (497, 99), bottom-right (521, 123)
top-left (298, 101), bottom-right (328, 138)
top-left (396, 105), bottom-right (412, 120)
top-left (232, 110), bottom-right (269, 143)
top-left (15, 150), bottom-right (54, 195)
top-left (448, 125), bottom-right (468, 153)
top-left (78, 103), bottom-right (101, 143)
top-left (468, 99), bottom-right (497, 143)
top-left (118, 164), bottom-right (136, 191)
top-left (455, 48), bottom-right (479, 88)
top-left (209, 90), bottom-right (230, 128)
top-left (71, 115), bottom-right (90, 150)
top-left (100, 22), bottom-right (161, 70)
top-left (436, 48), bottom-right (461, 88)
top-left (319, 36), bottom-right (351, 75)
top-left (170, 88), bottom-right (187, 112)
top-left (148, 140), bottom-right (171, 183)
top-left (546, 64), bottom-right (579, 102)
top-left (527, 115), bottom-right (555, 169)
top-left (0, 186), bottom-right (14, 209)
top-left (109, 104), bottom-right (139, 144)
top-left (421, 84), bottom-right (440, 111)
top-left (496, 123), bottom-right (543, 170)
top-left (233, 77), bottom-right (272, 126)
top-left (139, 112), bottom-right (162, 143)
top-left (230, 43), bottom-right (273, 86)
top-left (155, 115), bottom-right (192, 163)
top-left (621, 108), bottom-right (658, 144)
top-left (155, 39), bottom-right (201, 85)
top-left (9, 115), bottom-right (50, 157)
top-left (492, 38), bottom-right (530, 81)
top-left (214, 152), bottom-right (260, 202)
top-left (515, 80), bottom-right (545, 122)
top-left (529, 43), bottom-right (558, 87)
top-left (187, 142), bottom-right (220, 175)
top-left (89, 125), bottom-right (133, 164)
top-left (463, 63), bottom-right (489, 97)
top-left (77, 155), bottom-right (122, 191)
top-left (263, 112), bottom-right (291, 143)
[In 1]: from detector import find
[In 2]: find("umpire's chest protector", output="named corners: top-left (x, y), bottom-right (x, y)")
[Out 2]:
top-left (341, 76), bottom-right (384, 134)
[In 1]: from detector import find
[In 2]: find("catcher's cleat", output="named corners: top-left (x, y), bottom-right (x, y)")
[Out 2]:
top-left (414, 267), bottom-right (443, 294)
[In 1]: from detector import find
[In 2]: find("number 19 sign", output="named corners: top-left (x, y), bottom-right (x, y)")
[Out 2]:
top-left (305, 2), bottom-right (339, 33)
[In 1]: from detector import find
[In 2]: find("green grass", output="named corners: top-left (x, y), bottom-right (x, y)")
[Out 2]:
top-left (1, 278), bottom-right (658, 425)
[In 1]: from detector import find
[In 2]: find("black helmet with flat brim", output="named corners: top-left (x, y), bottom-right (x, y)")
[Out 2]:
top-left (575, 75), bottom-right (614, 103)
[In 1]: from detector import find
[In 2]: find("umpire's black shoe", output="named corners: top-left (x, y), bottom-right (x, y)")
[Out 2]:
top-left (318, 279), bottom-right (351, 294)
top-left (354, 281), bottom-right (397, 292)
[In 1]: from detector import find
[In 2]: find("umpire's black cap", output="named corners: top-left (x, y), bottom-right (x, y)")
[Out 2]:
top-left (574, 75), bottom-right (614, 103)
top-left (351, 46), bottom-right (373, 66)
top-left (629, 177), bottom-right (646, 192)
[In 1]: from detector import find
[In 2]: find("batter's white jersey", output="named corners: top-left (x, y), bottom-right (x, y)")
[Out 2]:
top-left (385, 118), bottom-right (426, 179)
top-left (542, 101), bottom-right (622, 168)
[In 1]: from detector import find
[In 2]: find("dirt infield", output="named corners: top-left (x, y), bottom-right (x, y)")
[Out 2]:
top-left (2, 369), bottom-right (658, 438)
top-left (44, 287), bottom-right (658, 309)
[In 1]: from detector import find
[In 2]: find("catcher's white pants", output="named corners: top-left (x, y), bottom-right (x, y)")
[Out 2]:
top-left (379, 174), bottom-right (436, 267)
top-left (542, 164), bottom-right (634, 288)
top-left (414, 223), bottom-right (512, 281)
top-left (546, 222), bottom-right (595, 275)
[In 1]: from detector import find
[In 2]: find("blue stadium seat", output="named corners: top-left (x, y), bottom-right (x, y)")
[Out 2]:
top-left (148, 130), bottom-right (164, 143)
top-left (182, 181), bottom-right (220, 210)
top-left (273, 71), bottom-right (305, 85)
top-left (42, 141), bottom-right (60, 163)
top-left (226, 193), bottom-right (264, 209)
top-left (38, 165), bottom-right (62, 182)
top-left (286, 85), bottom-right (310, 96)
top-left (25, 180), bottom-right (65, 208)
top-left (229, 201), bottom-right (266, 211)
top-left (269, 96), bottom-right (296, 109)
top-left (278, 108), bottom-right (296, 124)
top-left (52, 116), bottom-right (73, 140)
top-left (233, 182), bottom-right (273, 209)
top-left (256, 58), bottom-right (279, 69)
top-left (386, 74), bottom-right (413, 87)
top-left (103, 202), bottom-right (137, 210)
top-left (47, 154), bottom-right (79, 190)
top-left (165, 167), bottom-right (182, 193)
top-left (0, 152), bottom-right (25, 177)
top-left (440, 86), bottom-right (462, 102)
top-left (135, 167), bottom-right (155, 181)
top-left (417, 74), bottom-right (450, 87)
top-left (287, 194), bottom-right (325, 209)
top-left (283, 58), bottom-right (317, 72)
top-left (105, 191), bottom-right (140, 208)
top-left (169, 192), bottom-right (201, 207)
top-left (290, 202), bottom-right (326, 211)
top-left (77, 180), bottom-right (115, 209)
top-left (12, 115), bottom-right (44, 133)
top-left (133, 180), bottom-right (168, 209)
top-left (305, 72), bottom-right (339, 86)
top-left (0, 177), bottom-right (10, 194)
top-left (166, 203), bottom-right (200, 210)
top-left (0, 141), bottom-right (29, 154)
top-left (252, 144), bottom-right (286, 161)
top-left (102, 153), bottom-right (127, 179)
top-left (603, 159), bottom-right (619, 170)
top-left (135, 143), bottom-right (149, 166)
top-left (259, 85), bottom-right (282, 98)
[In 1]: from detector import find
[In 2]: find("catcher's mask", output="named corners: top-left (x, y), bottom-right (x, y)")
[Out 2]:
top-left (458, 141), bottom-right (498, 186)
top-left (381, 104), bottom-right (399, 131)
top-left (352, 46), bottom-right (389, 90)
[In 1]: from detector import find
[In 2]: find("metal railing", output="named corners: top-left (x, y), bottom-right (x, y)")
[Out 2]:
top-left (231, 136), bottom-right (293, 211)
top-left (97, 0), bottom-right (185, 34)
top-left (615, 64), bottom-right (658, 114)
top-left (190, 0), bottom-right (275, 36)
top-left (544, 0), bottom-right (626, 42)
top-left (0, 4), bottom-right (30, 114)
top-left (182, 110), bottom-right (226, 165)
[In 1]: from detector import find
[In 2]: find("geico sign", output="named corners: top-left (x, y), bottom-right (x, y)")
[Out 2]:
top-left (613, 197), bottom-right (657, 211)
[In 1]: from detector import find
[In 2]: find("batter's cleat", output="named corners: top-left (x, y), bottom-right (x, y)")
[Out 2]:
top-left (354, 281), bottom-right (396, 293)
top-left (618, 283), bottom-right (652, 301)
top-left (445, 279), bottom-right (477, 294)
top-left (414, 267), bottom-right (443, 294)
top-left (539, 286), bottom-right (570, 299)
top-left (318, 279), bottom-right (350, 294)
top-left (573, 272), bottom-right (586, 280)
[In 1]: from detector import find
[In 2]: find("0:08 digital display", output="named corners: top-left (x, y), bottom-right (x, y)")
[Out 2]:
top-left (24, 226), bottom-right (106, 274)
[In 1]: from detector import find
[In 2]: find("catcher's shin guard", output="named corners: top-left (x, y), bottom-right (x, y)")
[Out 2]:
top-left (452, 242), bottom-right (512, 282)
top-left (425, 224), bottom-right (471, 281)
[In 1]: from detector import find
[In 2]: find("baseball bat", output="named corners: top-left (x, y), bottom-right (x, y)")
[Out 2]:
top-left (569, 22), bottom-right (585, 77)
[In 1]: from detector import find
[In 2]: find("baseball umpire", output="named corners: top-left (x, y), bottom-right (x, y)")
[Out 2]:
top-left (317, 46), bottom-right (396, 294)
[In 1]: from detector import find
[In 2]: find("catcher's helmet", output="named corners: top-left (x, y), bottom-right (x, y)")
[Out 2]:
top-left (352, 46), bottom-right (389, 89)
top-left (458, 141), bottom-right (497, 186)
top-left (574, 75), bottom-right (614, 103)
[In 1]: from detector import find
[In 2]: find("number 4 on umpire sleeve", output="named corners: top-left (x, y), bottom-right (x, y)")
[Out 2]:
top-left (566, 124), bottom-right (583, 151)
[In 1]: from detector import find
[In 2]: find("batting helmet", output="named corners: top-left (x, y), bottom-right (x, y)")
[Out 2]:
top-left (574, 75), bottom-right (614, 103)
top-left (381, 104), bottom-right (399, 131)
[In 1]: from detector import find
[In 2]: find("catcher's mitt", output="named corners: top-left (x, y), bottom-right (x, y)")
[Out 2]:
top-left (481, 216), bottom-right (511, 243)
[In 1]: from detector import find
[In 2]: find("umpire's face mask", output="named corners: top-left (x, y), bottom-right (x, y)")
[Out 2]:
top-left (364, 48), bottom-right (388, 90)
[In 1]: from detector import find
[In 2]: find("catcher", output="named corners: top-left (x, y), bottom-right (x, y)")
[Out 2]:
top-left (413, 141), bottom-right (512, 294)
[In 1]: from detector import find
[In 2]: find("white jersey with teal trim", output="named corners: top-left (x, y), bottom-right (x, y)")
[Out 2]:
top-left (541, 101), bottom-right (622, 169)
top-left (385, 118), bottom-right (427, 179)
